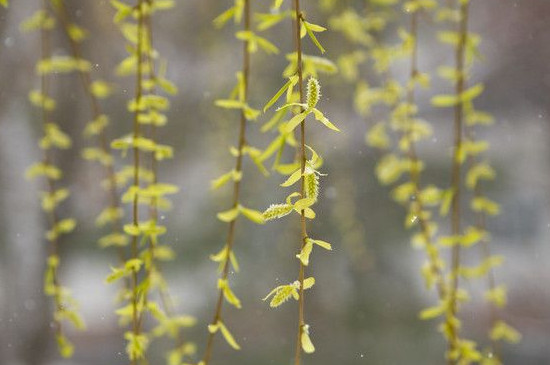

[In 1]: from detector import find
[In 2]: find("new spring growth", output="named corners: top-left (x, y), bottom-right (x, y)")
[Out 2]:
top-left (22, 1), bottom-right (85, 357)
top-left (264, 77), bottom-right (339, 136)
top-left (262, 146), bottom-right (326, 223)
top-left (306, 77), bottom-right (320, 109)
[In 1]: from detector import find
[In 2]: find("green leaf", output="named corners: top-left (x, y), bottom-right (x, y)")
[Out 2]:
top-left (294, 197), bottom-right (316, 212)
top-left (460, 83), bottom-right (484, 102)
top-left (366, 122), bottom-right (390, 149)
top-left (466, 162), bottom-right (495, 190)
top-left (238, 205), bottom-right (265, 224)
top-left (215, 99), bottom-right (245, 109)
top-left (124, 258), bottom-right (143, 272)
top-left (309, 238), bottom-right (332, 250)
top-left (302, 277), bottom-right (315, 289)
top-left (263, 76), bottom-right (297, 112)
top-left (296, 240), bottom-right (313, 266)
top-left (56, 334), bottom-right (74, 358)
top-left (123, 224), bottom-right (141, 236)
top-left (218, 279), bottom-right (242, 309)
top-left (261, 108), bottom-right (287, 132)
top-left (471, 196), bottom-right (500, 215)
top-left (303, 207), bottom-right (316, 219)
top-left (490, 320), bottom-right (521, 344)
top-left (29, 90), bottom-right (56, 111)
top-left (419, 302), bottom-right (446, 320)
top-left (218, 320), bottom-right (241, 350)
top-left (303, 21), bottom-right (326, 54)
top-left (301, 324), bottom-right (316, 353)
top-left (211, 170), bottom-right (242, 190)
top-left (280, 168), bottom-right (302, 187)
top-left (460, 226), bottom-right (486, 247)
top-left (431, 94), bottom-right (459, 107)
top-left (111, 0), bottom-right (132, 23)
top-left (217, 207), bottom-right (240, 222)
top-left (271, 0), bottom-right (284, 10)
top-left (484, 285), bottom-right (507, 308)
top-left (25, 162), bottom-right (62, 181)
top-left (439, 188), bottom-right (454, 216)
top-left (312, 108), bottom-right (340, 131)
top-left (437, 31), bottom-right (460, 46)
top-left (255, 11), bottom-right (291, 31)
top-left (255, 35), bottom-right (279, 54)
top-left (20, 10), bottom-right (55, 32)
top-left (98, 233), bottom-right (128, 248)
top-left (213, 6), bottom-right (236, 28)
top-left (124, 331), bottom-right (149, 360)
top-left (105, 266), bottom-right (126, 283)
top-left (376, 154), bottom-right (406, 185)
top-left (36, 56), bottom-right (91, 74)
top-left (283, 111), bottom-right (308, 134)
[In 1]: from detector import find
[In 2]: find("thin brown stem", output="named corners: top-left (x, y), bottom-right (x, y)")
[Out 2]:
top-left (447, 1), bottom-right (470, 361)
top-left (40, 0), bottom-right (63, 340)
top-left (201, 1), bottom-right (251, 364)
top-left (130, 1), bottom-right (146, 364)
top-left (53, 1), bottom-right (125, 266)
top-left (136, 5), bottom-right (186, 350)
top-left (293, 1), bottom-right (307, 364)
top-left (135, 6), bottom-right (154, 336)
top-left (404, 10), bottom-right (446, 301)
top-left (464, 130), bottom-right (499, 357)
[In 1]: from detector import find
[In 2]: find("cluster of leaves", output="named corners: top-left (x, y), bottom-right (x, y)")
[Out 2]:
top-left (107, 0), bottom-right (196, 363)
top-left (257, 0), bottom-right (338, 359)
top-left (200, 0), bottom-right (270, 361)
top-left (327, 0), bottom-right (519, 363)
top-left (21, 1), bottom-right (85, 358)
top-left (44, 0), bottom-right (130, 279)
top-left (432, 1), bottom-right (520, 362)
top-left (15, 0), bottom-right (520, 363)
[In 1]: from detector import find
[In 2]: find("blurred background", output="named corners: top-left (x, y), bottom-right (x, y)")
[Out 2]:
top-left (0, 0), bottom-right (549, 364)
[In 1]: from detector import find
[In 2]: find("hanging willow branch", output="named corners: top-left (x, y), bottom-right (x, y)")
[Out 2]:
top-left (22, 0), bottom-right (85, 358)
top-left (260, 1), bottom-right (339, 363)
top-left (201, 0), bottom-right (272, 363)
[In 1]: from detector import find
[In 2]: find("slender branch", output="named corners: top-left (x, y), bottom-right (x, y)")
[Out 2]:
top-left (130, 1), bottom-right (146, 364)
top-left (292, 1), bottom-right (307, 364)
top-left (54, 1), bottom-right (125, 265)
top-left (40, 0), bottom-right (63, 340)
top-left (404, 10), bottom-right (447, 301)
top-left (135, 5), bottom-right (153, 336)
top-left (466, 126), bottom-right (499, 358)
top-left (201, 1), bottom-right (251, 363)
top-left (447, 1), bottom-right (470, 360)
top-left (138, 3), bottom-right (185, 350)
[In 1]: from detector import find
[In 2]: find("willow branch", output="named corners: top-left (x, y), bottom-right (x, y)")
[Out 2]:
top-left (447, 1), bottom-right (470, 360)
top-left (201, 1), bottom-right (251, 364)
top-left (292, 1), bottom-right (307, 364)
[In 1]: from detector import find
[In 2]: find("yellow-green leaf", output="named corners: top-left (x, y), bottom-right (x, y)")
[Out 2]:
top-left (490, 320), bottom-right (521, 344)
top-left (280, 168), bottom-right (302, 187)
top-left (217, 320), bottom-right (241, 350)
top-left (312, 108), bottom-right (340, 132)
top-left (296, 240), bottom-right (313, 266)
top-left (238, 205), bottom-right (265, 224)
top-left (301, 324), bottom-right (315, 353)
top-left (217, 207), bottom-right (240, 222)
